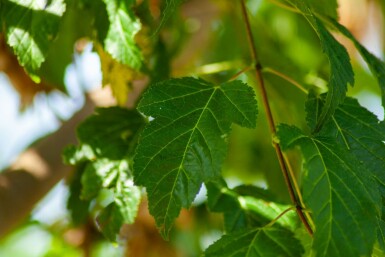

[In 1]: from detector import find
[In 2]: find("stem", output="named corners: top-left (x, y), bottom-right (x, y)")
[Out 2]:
top-left (283, 153), bottom-right (316, 230)
top-left (240, 0), bottom-right (313, 236)
top-left (262, 67), bottom-right (308, 94)
top-left (229, 65), bottom-right (253, 81)
top-left (264, 206), bottom-right (296, 228)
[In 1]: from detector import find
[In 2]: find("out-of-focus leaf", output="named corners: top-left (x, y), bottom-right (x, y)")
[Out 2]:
top-left (204, 227), bottom-right (304, 257)
top-left (72, 107), bottom-right (144, 160)
top-left (328, 19), bottom-right (385, 109)
top-left (133, 77), bottom-right (258, 238)
top-left (102, 0), bottom-right (142, 70)
top-left (95, 44), bottom-right (140, 106)
top-left (1, 0), bottom-right (65, 80)
top-left (63, 107), bottom-right (145, 241)
top-left (96, 178), bottom-right (141, 241)
top-left (67, 164), bottom-right (91, 226)
top-left (158, 0), bottom-right (184, 31)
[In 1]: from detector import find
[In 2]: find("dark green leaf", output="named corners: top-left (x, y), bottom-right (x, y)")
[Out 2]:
top-left (278, 124), bottom-right (379, 257)
top-left (2, 0), bottom-right (65, 79)
top-left (63, 107), bottom-right (144, 241)
top-left (204, 227), bottom-right (304, 257)
top-left (306, 94), bottom-right (385, 193)
top-left (67, 164), bottom-right (91, 226)
top-left (96, 203), bottom-right (123, 241)
top-left (286, 0), bottom-right (354, 132)
top-left (69, 107), bottom-right (144, 160)
top-left (102, 0), bottom-right (142, 69)
top-left (133, 77), bottom-right (258, 237)
top-left (328, 19), bottom-right (385, 108)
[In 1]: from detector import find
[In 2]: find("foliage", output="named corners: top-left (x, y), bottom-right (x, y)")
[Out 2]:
top-left (2, 0), bottom-right (385, 256)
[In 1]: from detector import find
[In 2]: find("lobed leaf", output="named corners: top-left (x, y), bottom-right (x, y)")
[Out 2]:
top-left (133, 77), bottom-right (258, 238)
top-left (278, 124), bottom-right (380, 257)
top-left (1, 0), bottom-right (65, 79)
top-left (204, 227), bottom-right (304, 257)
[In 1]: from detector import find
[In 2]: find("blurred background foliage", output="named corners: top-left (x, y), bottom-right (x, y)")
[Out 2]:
top-left (0, 0), bottom-right (384, 256)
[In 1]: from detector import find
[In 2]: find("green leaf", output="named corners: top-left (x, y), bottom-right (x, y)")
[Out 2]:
top-left (206, 180), bottom-right (297, 233)
top-left (96, 179), bottom-right (141, 241)
top-left (304, 0), bottom-right (338, 19)
top-left (102, 0), bottom-right (142, 70)
top-left (67, 164), bottom-right (91, 226)
top-left (71, 107), bottom-right (144, 160)
top-left (158, 0), bottom-right (184, 30)
top-left (63, 107), bottom-right (144, 241)
top-left (2, 0), bottom-right (65, 79)
top-left (306, 94), bottom-right (385, 193)
top-left (327, 19), bottom-right (385, 108)
top-left (133, 77), bottom-right (258, 237)
top-left (81, 159), bottom-right (121, 200)
top-left (204, 227), bottom-right (304, 257)
top-left (286, 0), bottom-right (354, 132)
top-left (278, 124), bottom-right (380, 257)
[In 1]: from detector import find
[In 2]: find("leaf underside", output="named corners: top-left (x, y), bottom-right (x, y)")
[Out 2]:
top-left (133, 77), bottom-right (258, 238)
top-left (204, 227), bottom-right (304, 257)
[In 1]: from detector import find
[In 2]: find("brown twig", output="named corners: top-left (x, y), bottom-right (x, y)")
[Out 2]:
top-left (239, 0), bottom-right (313, 236)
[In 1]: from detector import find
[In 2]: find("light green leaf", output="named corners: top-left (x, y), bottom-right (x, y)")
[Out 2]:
top-left (206, 180), bottom-right (297, 233)
top-left (133, 77), bottom-right (258, 238)
top-left (102, 0), bottom-right (142, 70)
top-left (278, 124), bottom-right (379, 257)
top-left (328, 19), bottom-right (385, 108)
top-left (204, 227), bottom-right (304, 257)
top-left (2, 0), bottom-right (65, 79)
top-left (286, 0), bottom-right (354, 132)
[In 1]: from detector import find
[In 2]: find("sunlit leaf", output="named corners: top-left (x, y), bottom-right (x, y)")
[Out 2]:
top-left (102, 0), bottom-right (142, 70)
top-left (95, 44), bottom-right (140, 106)
top-left (1, 0), bottom-right (65, 79)
top-left (133, 77), bottom-right (258, 237)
